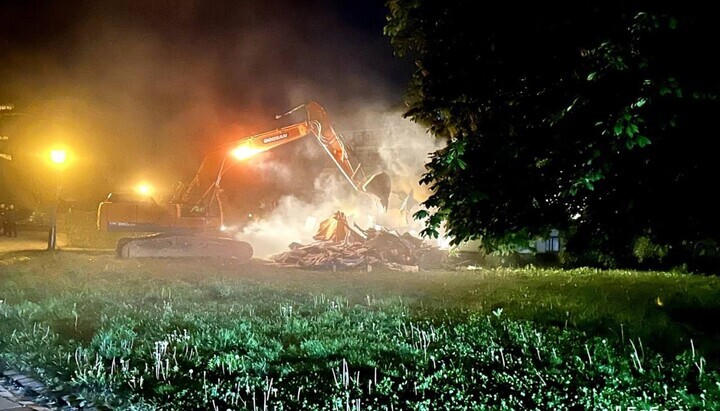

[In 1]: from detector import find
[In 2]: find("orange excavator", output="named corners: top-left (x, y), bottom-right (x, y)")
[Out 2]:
top-left (97, 102), bottom-right (391, 260)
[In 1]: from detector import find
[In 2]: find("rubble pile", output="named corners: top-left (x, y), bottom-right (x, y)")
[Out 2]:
top-left (270, 211), bottom-right (447, 270)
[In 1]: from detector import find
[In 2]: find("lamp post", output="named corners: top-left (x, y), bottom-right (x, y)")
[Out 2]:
top-left (47, 149), bottom-right (67, 250)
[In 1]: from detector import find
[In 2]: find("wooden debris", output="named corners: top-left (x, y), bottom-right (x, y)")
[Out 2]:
top-left (270, 211), bottom-right (447, 270)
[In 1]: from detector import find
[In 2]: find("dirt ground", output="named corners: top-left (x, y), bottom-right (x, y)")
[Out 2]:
top-left (0, 228), bottom-right (68, 253)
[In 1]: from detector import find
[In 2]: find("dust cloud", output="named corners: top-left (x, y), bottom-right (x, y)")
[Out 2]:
top-left (0, 1), bottom-right (408, 209)
top-left (235, 108), bottom-right (444, 258)
top-left (2, 1), bottom-right (444, 256)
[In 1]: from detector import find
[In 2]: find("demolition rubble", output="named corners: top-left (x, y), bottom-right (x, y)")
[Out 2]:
top-left (270, 211), bottom-right (447, 271)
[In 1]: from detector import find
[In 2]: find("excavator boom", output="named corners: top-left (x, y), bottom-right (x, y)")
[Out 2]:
top-left (303, 102), bottom-right (391, 209)
top-left (181, 102), bottom-right (390, 211)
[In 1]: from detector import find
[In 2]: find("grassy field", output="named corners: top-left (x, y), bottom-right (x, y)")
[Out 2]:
top-left (1, 250), bottom-right (719, 410)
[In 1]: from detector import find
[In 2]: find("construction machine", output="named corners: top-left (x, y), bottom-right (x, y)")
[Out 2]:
top-left (97, 102), bottom-right (391, 260)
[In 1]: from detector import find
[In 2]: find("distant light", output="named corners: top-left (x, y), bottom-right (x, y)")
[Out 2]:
top-left (231, 145), bottom-right (262, 161)
top-left (50, 149), bottom-right (67, 164)
top-left (220, 225), bottom-right (228, 232)
top-left (136, 183), bottom-right (153, 196)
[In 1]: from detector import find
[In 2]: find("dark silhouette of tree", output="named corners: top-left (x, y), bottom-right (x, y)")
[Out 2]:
top-left (386, 1), bottom-right (719, 269)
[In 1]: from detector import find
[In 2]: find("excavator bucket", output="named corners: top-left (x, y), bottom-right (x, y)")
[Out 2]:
top-left (362, 171), bottom-right (391, 210)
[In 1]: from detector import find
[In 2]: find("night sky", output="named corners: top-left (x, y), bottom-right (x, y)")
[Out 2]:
top-left (0, 0), bottom-right (410, 209)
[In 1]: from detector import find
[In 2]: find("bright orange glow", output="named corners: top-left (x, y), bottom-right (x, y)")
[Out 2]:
top-left (136, 183), bottom-right (153, 196)
top-left (50, 149), bottom-right (67, 164)
top-left (231, 145), bottom-right (263, 161)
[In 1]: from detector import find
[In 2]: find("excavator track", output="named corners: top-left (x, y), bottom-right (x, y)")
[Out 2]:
top-left (116, 234), bottom-right (253, 262)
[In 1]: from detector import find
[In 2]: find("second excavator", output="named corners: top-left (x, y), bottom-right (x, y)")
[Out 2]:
top-left (97, 102), bottom-right (391, 260)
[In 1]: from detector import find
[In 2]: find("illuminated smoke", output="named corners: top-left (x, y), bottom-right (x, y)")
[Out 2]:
top-left (235, 107), bottom-right (445, 258)
top-left (1, 1), bottom-right (407, 209)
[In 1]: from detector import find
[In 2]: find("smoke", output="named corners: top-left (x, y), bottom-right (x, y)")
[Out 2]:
top-left (2, 0), bottom-right (451, 256)
top-left (235, 106), bottom-right (445, 258)
top-left (0, 0), bottom-right (408, 208)
top-left (236, 171), bottom-right (367, 258)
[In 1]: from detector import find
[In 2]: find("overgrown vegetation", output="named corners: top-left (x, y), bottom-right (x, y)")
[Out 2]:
top-left (1, 252), bottom-right (720, 409)
top-left (385, 1), bottom-right (719, 271)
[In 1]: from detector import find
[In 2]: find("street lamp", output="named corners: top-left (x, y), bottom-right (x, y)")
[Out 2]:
top-left (47, 149), bottom-right (67, 250)
top-left (135, 182), bottom-right (153, 197)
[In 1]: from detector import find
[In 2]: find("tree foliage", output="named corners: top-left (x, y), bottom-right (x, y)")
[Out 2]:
top-left (386, 1), bottom-right (719, 268)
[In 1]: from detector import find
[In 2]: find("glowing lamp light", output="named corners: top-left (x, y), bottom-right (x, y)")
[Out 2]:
top-left (50, 149), bottom-right (67, 164)
top-left (231, 145), bottom-right (262, 161)
top-left (47, 148), bottom-right (69, 251)
top-left (136, 183), bottom-right (153, 196)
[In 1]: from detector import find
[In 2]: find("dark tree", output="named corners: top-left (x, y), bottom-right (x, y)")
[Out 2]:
top-left (385, 1), bottom-right (719, 268)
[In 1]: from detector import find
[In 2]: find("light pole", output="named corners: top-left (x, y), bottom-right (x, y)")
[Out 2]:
top-left (47, 149), bottom-right (67, 250)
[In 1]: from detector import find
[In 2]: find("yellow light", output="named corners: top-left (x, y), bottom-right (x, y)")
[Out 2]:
top-left (231, 145), bottom-right (262, 161)
top-left (136, 183), bottom-right (153, 196)
top-left (50, 149), bottom-right (67, 164)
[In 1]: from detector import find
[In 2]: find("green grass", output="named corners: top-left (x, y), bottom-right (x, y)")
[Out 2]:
top-left (1, 251), bottom-right (720, 410)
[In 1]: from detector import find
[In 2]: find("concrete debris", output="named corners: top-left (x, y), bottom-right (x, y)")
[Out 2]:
top-left (271, 211), bottom-right (447, 270)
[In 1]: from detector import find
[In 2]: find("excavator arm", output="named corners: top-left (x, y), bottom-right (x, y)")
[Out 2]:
top-left (296, 102), bottom-right (391, 210)
top-left (182, 101), bottom-right (390, 213)
top-left (178, 121), bottom-right (315, 213)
